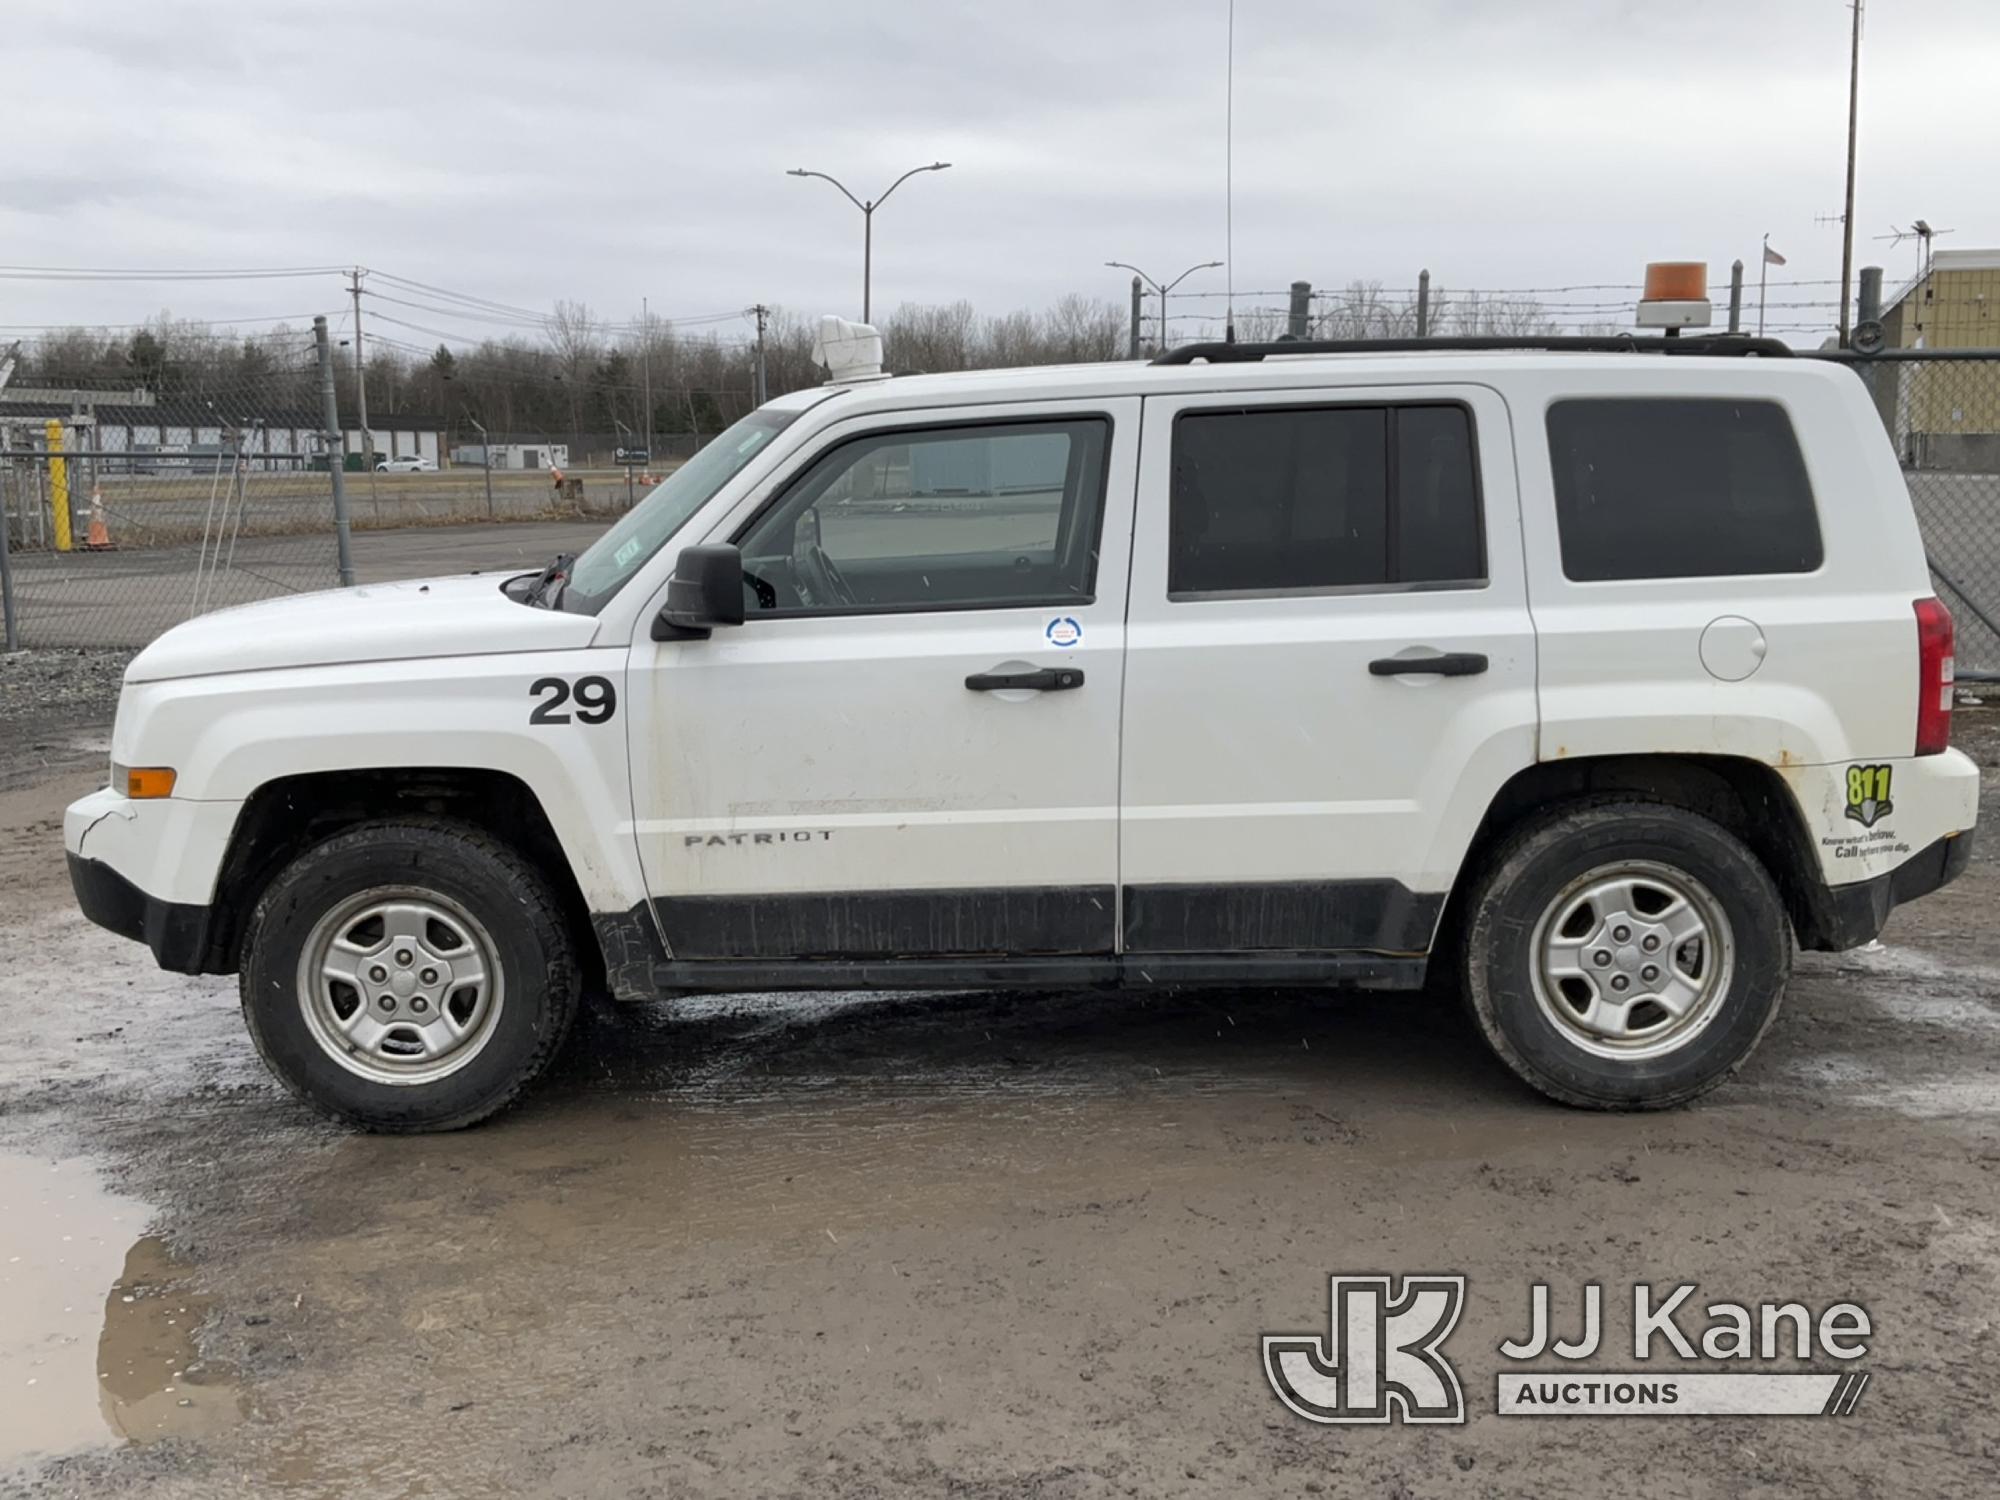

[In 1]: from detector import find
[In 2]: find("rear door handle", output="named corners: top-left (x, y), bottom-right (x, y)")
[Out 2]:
top-left (965, 666), bottom-right (1085, 692)
top-left (1368, 652), bottom-right (1489, 678)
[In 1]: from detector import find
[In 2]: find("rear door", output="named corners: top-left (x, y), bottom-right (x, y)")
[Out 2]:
top-left (1118, 382), bottom-right (1538, 957)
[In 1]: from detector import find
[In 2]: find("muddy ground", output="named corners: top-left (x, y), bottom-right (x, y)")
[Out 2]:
top-left (1, 710), bottom-right (1997, 1498)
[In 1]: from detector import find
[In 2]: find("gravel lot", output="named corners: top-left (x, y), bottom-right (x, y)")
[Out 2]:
top-left (0, 711), bottom-right (1995, 1498)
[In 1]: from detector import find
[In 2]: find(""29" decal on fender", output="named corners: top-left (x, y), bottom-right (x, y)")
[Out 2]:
top-left (529, 676), bottom-right (617, 725)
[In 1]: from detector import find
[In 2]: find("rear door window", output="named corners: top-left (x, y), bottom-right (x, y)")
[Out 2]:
top-left (1545, 398), bottom-right (1822, 581)
top-left (1168, 403), bottom-right (1484, 597)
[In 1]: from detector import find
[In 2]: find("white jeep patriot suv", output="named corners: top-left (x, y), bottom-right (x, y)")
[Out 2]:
top-left (65, 326), bottom-right (1979, 1131)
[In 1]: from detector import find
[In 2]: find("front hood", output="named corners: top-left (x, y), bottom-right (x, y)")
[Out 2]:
top-left (126, 574), bottom-right (600, 683)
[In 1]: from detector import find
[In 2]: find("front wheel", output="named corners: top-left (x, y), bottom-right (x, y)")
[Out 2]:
top-left (239, 820), bottom-right (580, 1132)
top-left (1462, 801), bottom-right (1791, 1109)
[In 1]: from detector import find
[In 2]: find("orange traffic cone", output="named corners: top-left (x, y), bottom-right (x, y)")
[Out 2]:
top-left (85, 486), bottom-right (116, 550)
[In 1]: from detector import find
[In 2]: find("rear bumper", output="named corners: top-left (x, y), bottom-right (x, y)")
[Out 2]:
top-left (1802, 830), bottom-right (1975, 951)
top-left (67, 852), bottom-right (219, 974)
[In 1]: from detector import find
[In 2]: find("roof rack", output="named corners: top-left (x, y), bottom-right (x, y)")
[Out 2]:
top-left (1151, 334), bottom-right (1794, 365)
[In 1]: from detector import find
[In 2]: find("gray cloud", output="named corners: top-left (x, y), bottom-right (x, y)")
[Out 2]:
top-left (2, 0), bottom-right (1995, 339)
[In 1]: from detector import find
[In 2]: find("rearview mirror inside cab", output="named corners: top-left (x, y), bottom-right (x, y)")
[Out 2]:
top-left (653, 544), bottom-right (746, 639)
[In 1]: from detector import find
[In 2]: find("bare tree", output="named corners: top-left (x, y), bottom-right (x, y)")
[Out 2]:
top-left (880, 300), bottom-right (977, 372)
top-left (545, 299), bottom-right (601, 457)
top-left (1446, 292), bottom-right (1559, 337)
top-left (1040, 294), bottom-right (1124, 363)
top-left (1230, 307), bottom-right (1289, 343)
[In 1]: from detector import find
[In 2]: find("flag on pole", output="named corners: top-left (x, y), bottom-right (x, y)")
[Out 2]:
top-left (1763, 245), bottom-right (1788, 267)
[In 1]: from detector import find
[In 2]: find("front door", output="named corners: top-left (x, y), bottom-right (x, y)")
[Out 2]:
top-left (1118, 383), bottom-right (1537, 957)
top-left (627, 398), bottom-right (1140, 964)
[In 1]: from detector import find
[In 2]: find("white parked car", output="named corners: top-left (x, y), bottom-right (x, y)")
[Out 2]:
top-left (376, 455), bottom-right (437, 473)
top-left (65, 325), bottom-right (1978, 1130)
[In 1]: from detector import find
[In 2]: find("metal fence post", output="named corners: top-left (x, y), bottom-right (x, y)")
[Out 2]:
top-left (1857, 266), bottom-right (1883, 328)
top-left (0, 465), bottom-right (18, 652)
top-left (1727, 260), bottom-right (1744, 334)
top-left (1288, 281), bottom-right (1312, 340)
top-left (315, 316), bottom-right (356, 587)
top-left (1416, 270), bottom-right (1432, 338)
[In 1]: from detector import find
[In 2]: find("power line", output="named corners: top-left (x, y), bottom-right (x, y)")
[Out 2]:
top-left (0, 264), bottom-right (346, 281)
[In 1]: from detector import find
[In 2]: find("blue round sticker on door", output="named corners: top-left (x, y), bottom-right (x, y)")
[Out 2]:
top-left (1045, 616), bottom-right (1083, 649)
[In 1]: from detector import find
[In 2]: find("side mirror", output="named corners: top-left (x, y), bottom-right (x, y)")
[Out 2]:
top-left (653, 544), bottom-right (746, 639)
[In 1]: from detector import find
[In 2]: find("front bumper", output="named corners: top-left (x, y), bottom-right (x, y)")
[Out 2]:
top-left (67, 852), bottom-right (219, 973)
top-left (64, 787), bottom-right (243, 973)
top-left (1803, 830), bottom-right (1976, 951)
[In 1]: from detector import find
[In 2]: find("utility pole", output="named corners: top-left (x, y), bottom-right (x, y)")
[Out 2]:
top-left (1128, 276), bottom-right (1144, 358)
top-left (349, 269), bottom-right (373, 472)
top-left (1838, 0), bottom-right (1864, 347)
top-left (314, 316), bottom-right (355, 587)
top-left (641, 295), bottom-right (654, 461)
top-left (752, 304), bottom-right (770, 405)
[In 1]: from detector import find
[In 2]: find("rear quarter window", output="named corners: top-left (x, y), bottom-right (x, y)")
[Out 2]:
top-left (1545, 398), bottom-right (1822, 581)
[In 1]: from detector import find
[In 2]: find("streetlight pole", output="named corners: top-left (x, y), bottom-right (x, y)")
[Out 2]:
top-left (787, 161), bottom-right (952, 323)
top-left (1105, 260), bottom-right (1224, 355)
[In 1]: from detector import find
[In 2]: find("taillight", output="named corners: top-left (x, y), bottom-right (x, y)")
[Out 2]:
top-left (1915, 596), bottom-right (1955, 755)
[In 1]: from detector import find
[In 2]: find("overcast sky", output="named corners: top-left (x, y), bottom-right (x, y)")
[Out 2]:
top-left (5, 0), bottom-right (1998, 346)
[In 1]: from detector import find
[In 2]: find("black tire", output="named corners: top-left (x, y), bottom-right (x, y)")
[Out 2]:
top-left (239, 819), bottom-right (579, 1132)
top-left (1461, 800), bottom-right (1790, 1109)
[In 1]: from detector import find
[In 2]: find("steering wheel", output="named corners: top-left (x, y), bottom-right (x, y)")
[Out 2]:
top-left (795, 542), bottom-right (857, 609)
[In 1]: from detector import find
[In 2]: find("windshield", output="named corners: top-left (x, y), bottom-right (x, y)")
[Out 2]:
top-left (561, 408), bottom-right (800, 612)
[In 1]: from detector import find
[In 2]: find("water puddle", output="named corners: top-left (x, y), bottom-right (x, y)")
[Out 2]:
top-left (0, 1150), bottom-right (243, 1472)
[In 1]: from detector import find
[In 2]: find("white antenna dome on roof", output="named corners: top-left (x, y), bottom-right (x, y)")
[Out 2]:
top-left (813, 316), bottom-right (887, 383)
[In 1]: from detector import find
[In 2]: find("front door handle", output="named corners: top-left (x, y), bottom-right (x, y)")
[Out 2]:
top-left (965, 666), bottom-right (1085, 692)
top-left (1368, 652), bottom-right (1489, 678)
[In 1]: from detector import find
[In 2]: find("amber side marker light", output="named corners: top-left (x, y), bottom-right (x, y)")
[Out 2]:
top-left (123, 767), bottom-right (177, 799)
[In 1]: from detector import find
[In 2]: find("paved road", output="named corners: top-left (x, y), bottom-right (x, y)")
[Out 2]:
top-left (5, 520), bottom-right (612, 649)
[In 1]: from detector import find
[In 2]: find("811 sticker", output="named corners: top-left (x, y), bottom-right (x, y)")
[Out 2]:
top-left (1844, 764), bottom-right (1893, 829)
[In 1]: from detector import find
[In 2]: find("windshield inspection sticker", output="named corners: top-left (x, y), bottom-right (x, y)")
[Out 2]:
top-left (1045, 616), bottom-right (1082, 649)
top-left (613, 537), bottom-right (645, 568)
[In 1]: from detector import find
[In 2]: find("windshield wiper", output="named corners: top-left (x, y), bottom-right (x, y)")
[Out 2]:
top-left (525, 551), bottom-right (575, 609)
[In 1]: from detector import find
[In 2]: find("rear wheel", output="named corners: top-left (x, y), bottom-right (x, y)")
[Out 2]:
top-left (239, 820), bottom-right (579, 1131)
top-left (1462, 801), bottom-right (1790, 1108)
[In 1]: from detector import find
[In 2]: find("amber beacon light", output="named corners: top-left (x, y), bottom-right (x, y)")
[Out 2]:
top-left (1636, 261), bottom-right (1713, 329)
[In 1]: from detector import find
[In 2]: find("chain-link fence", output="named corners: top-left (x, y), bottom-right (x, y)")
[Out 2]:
top-left (0, 371), bottom-right (661, 650)
top-left (8, 348), bottom-right (1999, 668)
top-left (1824, 350), bottom-right (2000, 679)
top-left (0, 374), bottom-right (345, 649)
